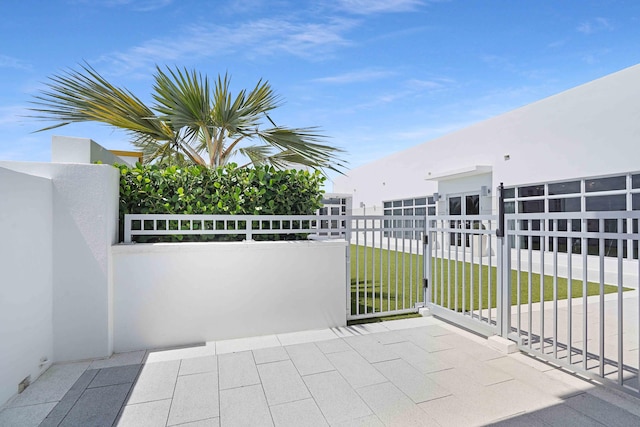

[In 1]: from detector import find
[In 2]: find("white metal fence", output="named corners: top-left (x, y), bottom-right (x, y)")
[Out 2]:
top-left (426, 209), bottom-right (640, 396)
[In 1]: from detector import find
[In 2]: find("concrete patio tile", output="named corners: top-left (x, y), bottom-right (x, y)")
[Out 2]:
top-left (439, 333), bottom-right (504, 361)
top-left (489, 412), bottom-right (549, 427)
top-left (167, 372), bottom-right (219, 426)
top-left (486, 356), bottom-right (582, 398)
top-left (284, 343), bottom-right (334, 376)
top-left (381, 316), bottom-right (440, 330)
top-left (88, 351), bottom-right (146, 369)
top-left (373, 359), bottom-right (451, 403)
top-left (179, 355), bottom-right (217, 376)
top-left (277, 329), bottom-right (339, 346)
top-left (457, 359), bottom-right (514, 387)
top-left (173, 419), bottom-right (219, 427)
top-left (145, 343), bottom-right (216, 363)
top-left (417, 395), bottom-right (476, 427)
top-left (367, 330), bottom-right (409, 345)
top-left (487, 378), bottom-right (561, 413)
top-left (508, 352), bottom-right (557, 372)
top-left (586, 387), bottom-right (640, 418)
top-left (427, 367), bottom-right (486, 396)
top-left (331, 323), bottom-right (389, 338)
top-left (88, 364), bottom-right (141, 388)
top-left (6, 361), bottom-right (90, 408)
top-left (325, 350), bottom-right (387, 389)
top-left (116, 399), bottom-right (171, 427)
top-left (343, 335), bottom-right (399, 364)
top-left (563, 392), bottom-right (640, 426)
top-left (385, 341), bottom-right (453, 373)
top-left (331, 414), bottom-right (384, 427)
top-left (218, 351), bottom-right (260, 390)
top-left (303, 371), bottom-right (372, 425)
top-left (357, 381), bottom-right (436, 426)
top-left (216, 334), bottom-right (280, 354)
top-left (313, 338), bottom-right (351, 354)
top-left (253, 346), bottom-right (290, 365)
top-left (269, 398), bottom-right (328, 427)
top-left (59, 383), bottom-right (130, 427)
top-left (127, 360), bottom-right (180, 404)
top-left (526, 403), bottom-right (605, 427)
top-left (257, 360), bottom-right (310, 406)
top-left (0, 402), bottom-right (56, 427)
top-left (220, 384), bottom-right (273, 427)
top-left (39, 369), bottom-right (99, 426)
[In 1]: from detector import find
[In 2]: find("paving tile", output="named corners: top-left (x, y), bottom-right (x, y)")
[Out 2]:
top-left (439, 333), bottom-right (504, 361)
top-left (6, 362), bottom-right (91, 408)
top-left (127, 360), bottom-right (180, 404)
top-left (38, 369), bottom-right (99, 426)
top-left (277, 329), bottom-right (339, 346)
top-left (331, 414), bottom-right (384, 427)
top-left (489, 412), bottom-right (549, 427)
top-left (486, 356), bottom-right (582, 398)
top-left (218, 351), bottom-right (260, 390)
top-left (368, 331), bottom-right (409, 345)
top-left (216, 334), bottom-right (280, 354)
top-left (269, 398), bottom-right (328, 427)
top-left (88, 351), bottom-right (146, 369)
top-left (173, 419), bottom-right (219, 427)
top-left (357, 381), bottom-right (436, 426)
top-left (257, 360), bottom-right (310, 406)
top-left (220, 384), bottom-right (273, 427)
top-left (145, 343), bottom-right (216, 363)
top-left (373, 359), bottom-right (451, 403)
top-left (314, 338), bottom-right (352, 354)
top-left (343, 335), bottom-right (399, 364)
top-left (88, 364), bottom-right (140, 388)
top-left (487, 378), bottom-right (561, 413)
top-left (284, 343), bottom-right (334, 376)
top-left (179, 355), bottom-right (217, 376)
top-left (253, 346), bottom-right (290, 364)
top-left (116, 399), bottom-right (171, 427)
top-left (325, 350), bottom-right (387, 389)
top-left (400, 330), bottom-right (455, 353)
top-left (381, 316), bottom-right (440, 330)
top-left (563, 392), bottom-right (640, 427)
top-left (332, 323), bottom-right (390, 338)
top-left (303, 371), bottom-right (372, 424)
top-left (0, 402), bottom-right (56, 427)
top-left (527, 403), bottom-right (605, 427)
top-left (417, 395), bottom-right (476, 427)
top-left (59, 383), bottom-right (130, 427)
top-left (167, 372), bottom-right (219, 425)
top-left (385, 341), bottom-right (453, 373)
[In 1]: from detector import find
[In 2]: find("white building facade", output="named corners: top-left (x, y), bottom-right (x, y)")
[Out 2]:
top-left (333, 64), bottom-right (640, 259)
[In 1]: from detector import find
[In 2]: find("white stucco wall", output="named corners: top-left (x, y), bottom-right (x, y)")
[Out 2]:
top-left (0, 167), bottom-right (54, 407)
top-left (0, 161), bottom-right (120, 362)
top-left (112, 240), bottom-right (347, 352)
top-left (334, 63), bottom-right (640, 210)
top-left (51, 135), bottom-right (123, 165)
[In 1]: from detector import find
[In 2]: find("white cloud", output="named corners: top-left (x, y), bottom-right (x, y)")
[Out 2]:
top-left (0, 55), bottom-right (31, 71)
top-left (313, 69), bottom-right (396, 84)
top-left (336, 0), bottom-right (424, 14)
top-left (577, 17), bottom-right (613, 34)
top-left (98, 17), bottom-right (356, 74)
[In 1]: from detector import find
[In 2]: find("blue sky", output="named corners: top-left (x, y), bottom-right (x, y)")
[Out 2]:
top-left (1, 0), bottom-right (639, 184)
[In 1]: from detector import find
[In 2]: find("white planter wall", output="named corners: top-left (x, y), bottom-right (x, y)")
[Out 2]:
top-left (0, 167), bottom-right (54, 407)
top-left (112, 240), bottom-right (348, 352)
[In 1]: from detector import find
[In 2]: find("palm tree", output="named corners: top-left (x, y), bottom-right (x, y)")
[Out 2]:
top-left (30, 63), bottom-right (346, 173)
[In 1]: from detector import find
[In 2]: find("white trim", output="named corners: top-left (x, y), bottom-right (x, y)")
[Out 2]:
top-left (425, 165), bottom-right (492, 181)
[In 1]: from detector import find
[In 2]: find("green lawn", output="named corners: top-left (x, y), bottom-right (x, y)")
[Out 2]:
top-left (350, 245), bottom-right (625, 315)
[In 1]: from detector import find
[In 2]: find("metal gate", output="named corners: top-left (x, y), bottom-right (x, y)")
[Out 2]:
top-left (425, 190), bottom-right (640, 396)
top-left (347, 215), bottom-right (427, 321)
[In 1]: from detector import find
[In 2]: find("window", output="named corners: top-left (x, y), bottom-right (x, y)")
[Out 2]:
top-left (519, 200), bottom-right (544, 213)
top-left (633, 174), bottom-right (640, 189)
top-left (585, 176), bottom-right (625, 192)
top-left (503, 188), bottom-right (515, 199)
top-left (548, 197), bottom-right (580, 212)
top-left (548, 181), bottom-right (580, 195)
top-left (518, 185), bottom-right (544, 197)
top-left (585, 195), bottom-right (626, 211)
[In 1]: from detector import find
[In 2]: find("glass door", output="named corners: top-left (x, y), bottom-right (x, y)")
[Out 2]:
top-left (449, 193), bottom-right (480, 247)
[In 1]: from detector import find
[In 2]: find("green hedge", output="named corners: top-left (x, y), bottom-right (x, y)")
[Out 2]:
top-left (118, 163), bottom-right (325, 242)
